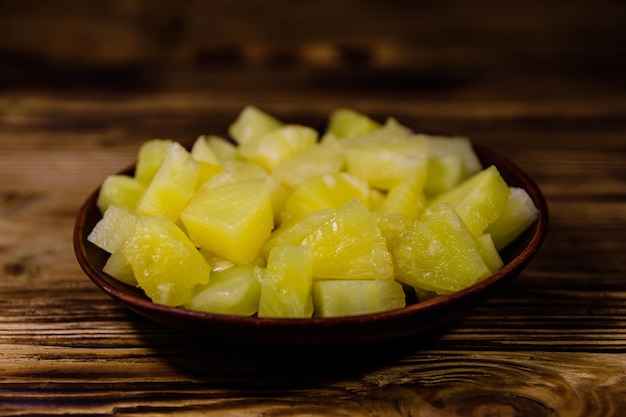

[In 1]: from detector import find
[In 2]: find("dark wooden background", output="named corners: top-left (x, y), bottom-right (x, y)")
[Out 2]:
top-left (1, 1), bottom-right (625, 415)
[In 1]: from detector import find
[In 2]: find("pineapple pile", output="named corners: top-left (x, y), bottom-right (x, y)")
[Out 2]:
top-left (87, 107), bottom-right (539, 318)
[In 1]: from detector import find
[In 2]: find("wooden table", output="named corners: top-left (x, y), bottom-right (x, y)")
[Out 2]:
top-left (1, 1), bottom-right (626, 415)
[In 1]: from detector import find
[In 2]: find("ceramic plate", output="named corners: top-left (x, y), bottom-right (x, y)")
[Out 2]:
top-left (74, 142), bottom-right (548, 346)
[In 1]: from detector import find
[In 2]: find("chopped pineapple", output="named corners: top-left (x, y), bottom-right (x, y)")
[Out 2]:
top-left (373, 212), bottom-right (412, 254)
top-left (272, 137), bottom-right (345, 188)
top-left (134, 139), bottom-right (173, 185)
top-left (184, 264), bottom-right (261, 316)
top-left (200, 160), bottom-right (267, 190)
top-left (206, 135), bottom-right (243, 162)
top-left (326, 108), bottom-right (380, 139)
top-left (283, 172), bottom-right (372, 221)
top-left (121, 216), bottom-right (211, 307)
top-left (344, 134), bottom-right (429, 191)
top-left (228, 105), bottom-right (283, 145)
top-left (429, 165), bottom-right (510, 236)
top-left (303, 199), bottom-right (393, 280)
top-left (378, 182), bottom-right (425, 220)
top-left (425, 135), bottom-right (482, 194)
top-left (134, 142), bottom-right (199, 222)
top-left (90, 106), bottom-right (541, 318)
top-left (486, 187), bottom-right (539, 250)
top-left (394, 202), bottom-right (493, 294)
top-left (96, 175), bottom-right (146, 214)
top-left (87, 205), bottom-right (138, 254)
top-left (262, 208), bottom-right (334, 258)
top-left (191, 135), bottom-right (223, 187)
top-left (180, 178), bottom-right (274, 264)
top-left (258, 245), bottom-right (314, 318)
top-left (103, 247), bottom-right (137, 286)
top-left (239, 124), bottom-right (318, 172)
top-left (476, 233), bottom-right (504, 273)
top-left (312, 279), bottom-right (406, 317)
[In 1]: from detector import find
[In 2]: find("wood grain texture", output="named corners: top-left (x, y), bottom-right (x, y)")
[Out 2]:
top-left (1, 1), bottom-right (626, 415)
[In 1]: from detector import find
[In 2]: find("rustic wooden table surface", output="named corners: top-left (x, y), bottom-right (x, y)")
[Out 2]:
top-left (1, 1), bottom-right (625, 416)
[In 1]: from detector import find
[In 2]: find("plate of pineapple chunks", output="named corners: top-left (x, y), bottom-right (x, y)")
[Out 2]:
top-left (74, 107), bottom-right (548, 346)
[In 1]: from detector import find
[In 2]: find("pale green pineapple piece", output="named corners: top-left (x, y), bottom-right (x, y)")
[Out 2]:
top-left (312, 279), bottom-right (406, 317)
top-left (341, 117), bottom-right (411, 145)
top-left (121, 216), bottom-right (211, 307)
top-left (326, 108), bottom-right (381, 139)
top-left (228, 105), bottom-right (283, 145)
top-left (135, 142), bottom-right (199, 222)
top-left (272, 137), bottom-right (345, 188)
top-left (394, 202), bottom-right (492, 294)
top-left (191, 135), bottom-right (221, 165)
top-left (303, 199), bottom-right (393, 280)
top-left (206, 135), bottom-right (243, 162)
top-left (184, 264), bottom-right (261, 316)
top-left (426, 136), bottom-right (482, 174)
top-left (180, 178), bottom-right (274, 264)
top-left (486, 186), bottom-right (539, 250)
top-left (424, 136), bottom-right (482, 195)
top-left (87, 205), bottom-right (138, 254)
top-left (476, 233), bottom-right (504, 274)
top-left (342, 120), bottom-right (428, 191)
top-left (103, 247), bottom-right (137, 286)
top-left (429, 165), bottom-right (510, 236)
top-left (425, 156), bottom-right (465, 195)
top-left (191, 135), bottom-right (223, 187)
top-left (283, 172), bottom-right (373, 221)
top-left (96, 174), bottom-right (146, 213)
top-left (239, 124), bottom-right (318, 172)
top-left (134, 139), bottom-right (173, 185)
top-left (258, 245), bottom-right (314, 318)
top-left (265, 174), bottom-right (292, 225)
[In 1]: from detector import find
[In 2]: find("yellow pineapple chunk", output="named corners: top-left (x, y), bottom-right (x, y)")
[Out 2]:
top-left (239, 124), bottom-right (318, 172)
top-left (135, 142), bottom-right (199, 222)
top-left (271, 137), bottom-right (345, 188)
top-left (180, 178), bottom-right (273, 264)
top-left (430, 165), bottom-right (510, 236)
top-left (378, 182), bottom-right (425, 220)
top-left (303, 199), bottom-right (393, 280)
top-left (258, 245), bottom-right (314, 318)
top-left (200, 160), bottom-right (267, 190)
top-left (344, 134), bottom-right (429, 191)
top-left (262, 208), bottom-right (334, 258)
top-left (394, 202), bottom-right (492, 294)
top-left (476, 233), bottom-right (504, 274)
top-left (326, 108), bottom-right (381, 139)
top-left (283, 172), bottom-right (372, 221)
top-left (373, 212), bottom-right (412, 254)
top-left (206, 135), bottom-right (243, 162)
top-left (121, 216), bottom-right (211, 307)
top-left (228, 105), bottom-right (283, 145)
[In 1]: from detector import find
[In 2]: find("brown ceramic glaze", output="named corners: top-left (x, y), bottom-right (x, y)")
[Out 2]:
top-left (73, 143), bottom-right (548, 346)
